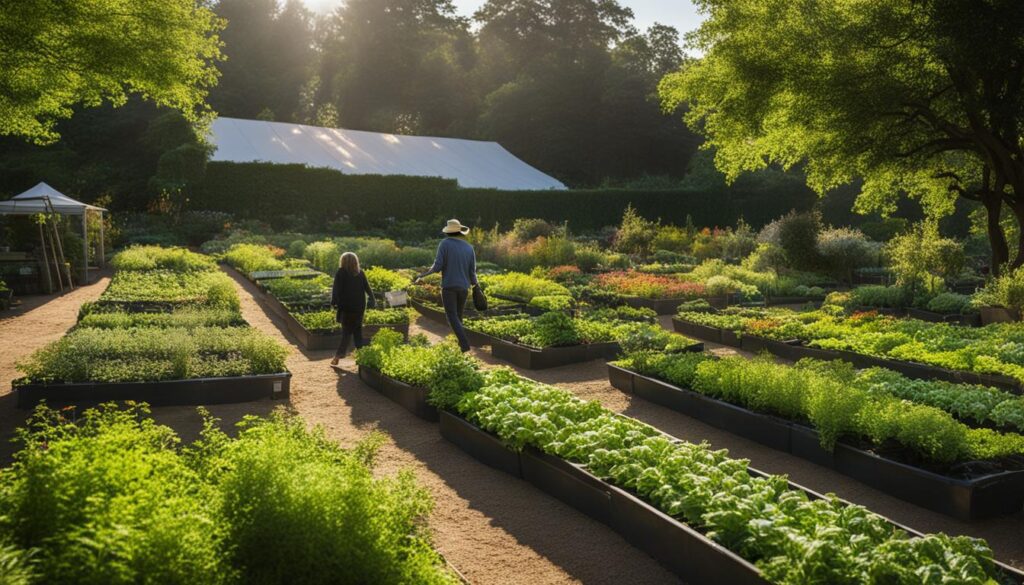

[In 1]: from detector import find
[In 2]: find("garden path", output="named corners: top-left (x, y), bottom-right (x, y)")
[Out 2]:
top-left (0, 273), bottom-right (111, 460)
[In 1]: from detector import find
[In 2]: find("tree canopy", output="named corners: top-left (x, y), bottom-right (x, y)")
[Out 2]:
top-left (0, 0), bottom-right (224, 145)
top-left (662, 0), bottom-right (1024, 272)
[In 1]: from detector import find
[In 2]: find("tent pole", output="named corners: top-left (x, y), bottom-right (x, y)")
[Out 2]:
top-left (98, 212), bottom-right (105, 268)
top-left (81, 213), bottom-right (88, 284)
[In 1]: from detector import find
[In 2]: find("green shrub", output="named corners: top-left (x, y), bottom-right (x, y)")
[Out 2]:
top-left (0, 404), bottom-right (228, 585)
top-left (613, 205), bottom-right (657, 255)
top-left (529, 295), bottom-right (574, 311)
top-left (777, 210), bottom-right (822, 270)
top-left (0, 404), bottom-right (457, 584)
top-left (849, 285), bottom-right (909, 308)
top-left (511, 218), bottom-right (554, 242)
top-left (815, 227), bottom-right (878, 282)
top-left (303, 241), bottom-right (341, 274)
top-left (886, 223), bottom-right (964, 294)
top-left (573, 246), bottom-right (605, 272)
top-left (194, 413), bottom-right (457, 585)
top-left (973, 266), bottom-right (1024, 312)
top-left (926, 292), bottom-right (971, 314)
top-left (364, 266), bottom-right (411, 293)
top-left (286, 239), bottom-right (308, 258)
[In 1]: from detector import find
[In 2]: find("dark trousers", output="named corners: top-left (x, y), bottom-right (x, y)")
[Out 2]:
top-left (441, 287), bottom-right (470, 352)
top-left (336, 311), bottom-right (365, 358)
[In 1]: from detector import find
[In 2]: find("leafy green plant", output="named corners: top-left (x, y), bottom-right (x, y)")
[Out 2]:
top-left (0, 404), bottom-right (457, 584)
top-left (528, 295), bottom-right (573, 311)
top-left (78, 307), bottom-right (245, 329)
top-left (99, 270), bottom-right (240, 310)
top-left (455, 375), bottom-right (1007, 585)
top-left (925, 292), bottom-right (972, 314)
top-left (364, 266), bottom-right (411, 293)
top-left (294, 308), bottom-right (409, 332)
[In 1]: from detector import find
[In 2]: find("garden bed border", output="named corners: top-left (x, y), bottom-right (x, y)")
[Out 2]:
top-left (607, 363), bottom-right (1024, 520)
top-left (356, 365), bottom-right (438, 421)
top-left (16, 372), bottom-right (291, 409)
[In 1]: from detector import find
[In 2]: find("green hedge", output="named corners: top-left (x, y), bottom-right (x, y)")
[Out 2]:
top-left (193, 162), bottom-right (817, 230)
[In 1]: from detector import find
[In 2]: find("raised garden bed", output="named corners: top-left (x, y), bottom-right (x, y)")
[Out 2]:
top-left (906, 307), bottom-right (982, 327)
top-left (671, 317), bottom-right (741, 347)
top-left (608, 364), bottom-right (1024, 520)
top-left (763, 295), bottom-right (824, 307)
top-left (410, 297), bottom-right (525, 325)
top-left (16, 372), bottom-right (291, 409)
top-left (440, 409), bottom-right (1024, 582)
top-left (672, 317), bottom-right (1023, 393)
top-left (356, 365), bottom-right (438, 422)
top-left (487, 336), bottom-right (622, 369)
top-left (622, 294), bottom-right (732, 315)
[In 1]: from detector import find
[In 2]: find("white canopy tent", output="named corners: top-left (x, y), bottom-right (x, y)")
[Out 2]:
top-left (208, 117), bottom-right (567, 191)
top-left (0, 182), bottom-right (106, 287)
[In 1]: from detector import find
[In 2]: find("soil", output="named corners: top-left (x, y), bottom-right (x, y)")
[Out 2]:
top-left (1, 272), bottom-right (1021, 583)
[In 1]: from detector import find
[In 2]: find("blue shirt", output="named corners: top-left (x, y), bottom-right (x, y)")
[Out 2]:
top-left (421, 237), bottom-right (478, 290)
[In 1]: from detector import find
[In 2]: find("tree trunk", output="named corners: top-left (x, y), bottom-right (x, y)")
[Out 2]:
top-left (982, 192), bottom-right (1010, 276)
top-left (1009, 199), bottom-right (1024, 271)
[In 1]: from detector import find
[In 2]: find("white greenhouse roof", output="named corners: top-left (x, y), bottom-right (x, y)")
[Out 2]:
top-left (208, 117), bottom-right (566, 191)
top-left (0, 182), bottom-right (106, 216)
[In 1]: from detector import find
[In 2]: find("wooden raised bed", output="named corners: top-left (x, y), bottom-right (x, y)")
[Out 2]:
top-left (440, 409), bottom-right (1024, 583)
top-left (356, 366), bottom-right (438, 422)
top-left (608, 364), bottom-right (1024, 521)
top-left (16, 372), bottom-right (291, 409)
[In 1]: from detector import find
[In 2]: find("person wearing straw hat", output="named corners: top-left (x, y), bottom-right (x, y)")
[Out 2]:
top-left (414, 219), bottom-right (478, 352)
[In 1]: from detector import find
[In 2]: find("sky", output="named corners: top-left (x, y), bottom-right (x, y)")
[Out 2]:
top-left (301, 1), bottom-right (705, 40)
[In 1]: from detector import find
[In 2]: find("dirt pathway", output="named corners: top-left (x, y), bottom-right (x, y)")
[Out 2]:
top-left (137, 270), bottom-right (681, 585)
top-left (0, 274), bottom-right (111, 455)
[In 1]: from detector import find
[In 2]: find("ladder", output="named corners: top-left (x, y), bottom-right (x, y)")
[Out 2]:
top-left (34, 196), bottom-right (73, 294)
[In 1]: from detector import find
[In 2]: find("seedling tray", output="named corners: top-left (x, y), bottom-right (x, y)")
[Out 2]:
top-left (608, 364), bottom-right (1024, 520)
top-left (16, 372), bottom-right (291, 409)
top-left (356, 366), bottom-right (438, 422)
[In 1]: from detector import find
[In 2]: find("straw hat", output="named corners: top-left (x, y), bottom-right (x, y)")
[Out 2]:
top-left (442, 219), bottom-right (470, 234)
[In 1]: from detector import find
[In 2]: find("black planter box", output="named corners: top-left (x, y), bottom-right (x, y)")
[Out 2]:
top-left (439, 410), bottom-right (522, 477)
top-left (356, 366), bottom-right (438, 422)
top-left (609, 365), bottom-right (1024, 521)
top-left (906, 307), bottom-right (982, 327)
top-left (488, 337), bottom-right (622, 370)
top-left (520, 447), bottom-right (613, 525)
top-left (671, 317), bottom-right (722, 344)
top-left (252, 280), bottom-right (410, 351)
top-left (605, 482), bottom-right (767, 585)
top-left (765, 296), bottom-right (824, 307)
top-left (16, 372), bottom-right (291, 409)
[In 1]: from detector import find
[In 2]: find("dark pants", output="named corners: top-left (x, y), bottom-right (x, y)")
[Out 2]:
top-left (441, 287), bottom-right (470, 352)
top-left (336, 311), bottom-right (365, 358)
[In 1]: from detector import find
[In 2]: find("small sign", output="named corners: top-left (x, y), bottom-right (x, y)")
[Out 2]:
top-left (273, 381), bottom-right (283, 394)
top-left (18, 266), bottom-right (34, 275)
top-left (385, 290), bottom-right (408, 307)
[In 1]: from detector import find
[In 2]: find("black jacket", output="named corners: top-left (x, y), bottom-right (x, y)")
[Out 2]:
top-left (331, 268), bottom-right (375, 320)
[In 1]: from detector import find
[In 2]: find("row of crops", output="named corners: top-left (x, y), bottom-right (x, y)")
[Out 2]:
top-left (353, 330), bottom-right (1024, 584)
top-left (14, 247), bottom-right (289, 404)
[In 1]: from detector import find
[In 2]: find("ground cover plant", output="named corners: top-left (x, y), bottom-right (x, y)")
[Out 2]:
top-left (676, 305), bottom-right (1024, 384)
top-left (613, 350), bottom-right (1024, 468)
top-left (77, 306), bottom-right (247, 329)
top-left (0, 404), bottom-right (459, 584)
top-left (454, 371), bottom-right (1011, 585)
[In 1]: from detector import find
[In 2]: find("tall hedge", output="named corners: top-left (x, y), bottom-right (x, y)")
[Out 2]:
top-left (193, 162), bottom-right (818, 230)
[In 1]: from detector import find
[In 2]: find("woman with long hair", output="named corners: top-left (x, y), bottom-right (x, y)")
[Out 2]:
top-left (330, 251), bottom-right (375, 366)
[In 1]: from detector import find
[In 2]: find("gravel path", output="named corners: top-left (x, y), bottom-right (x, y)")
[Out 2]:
top-left (1, 271), bottom-right (1021, 582)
